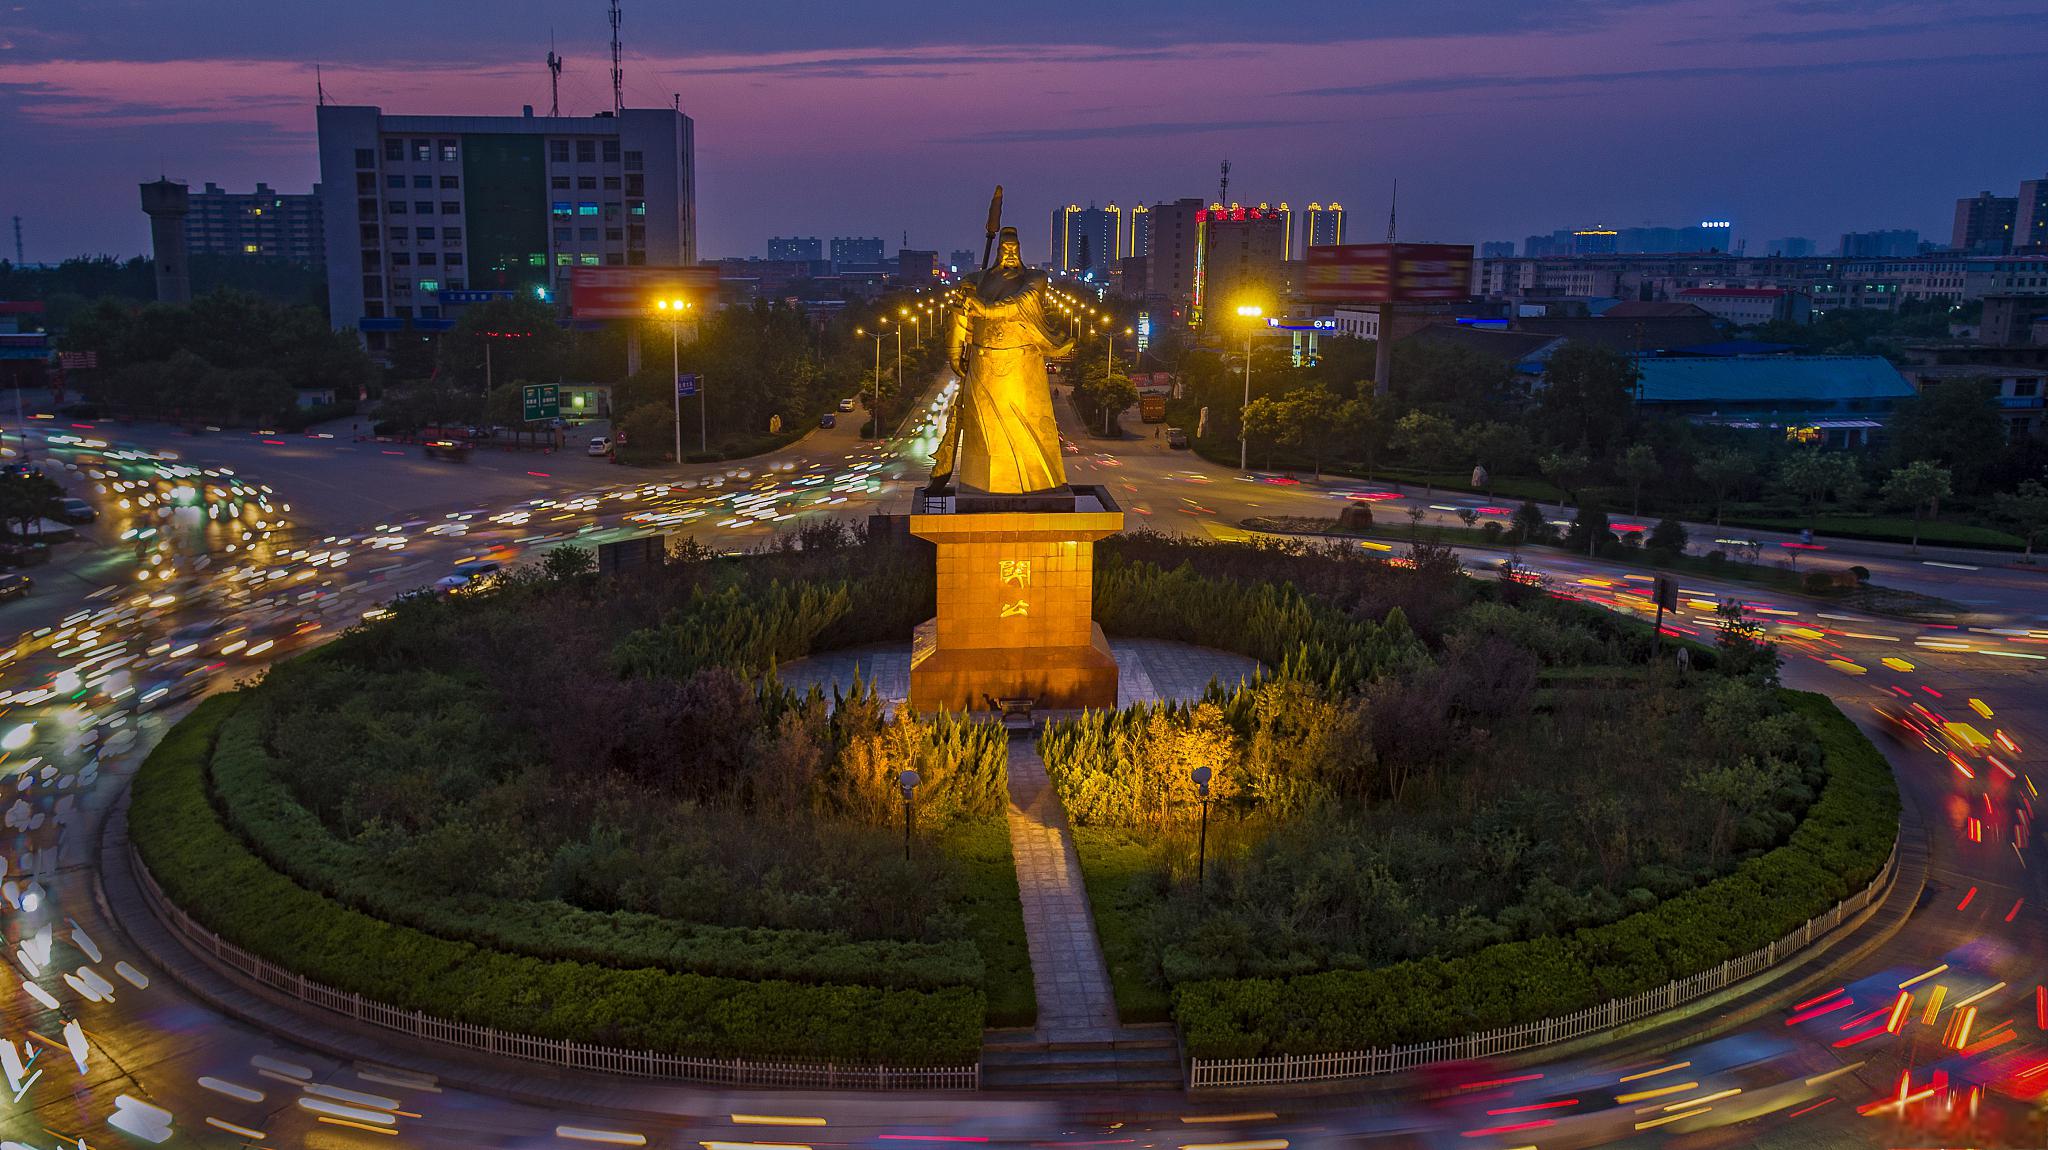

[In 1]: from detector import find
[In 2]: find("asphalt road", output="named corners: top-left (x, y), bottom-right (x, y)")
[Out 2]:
top-left (0, 386), bottom-right (2040, 1147)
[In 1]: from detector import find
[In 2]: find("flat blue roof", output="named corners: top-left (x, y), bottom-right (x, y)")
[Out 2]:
top-left (1635, 356), bottom-right (1914, 404)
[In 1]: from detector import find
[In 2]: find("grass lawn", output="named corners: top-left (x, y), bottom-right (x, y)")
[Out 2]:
top-left (1188, 439), bottom-right (1564, 502)
top-left (1726, 514), bottom-right (2024, 551)
top-left (944, 817), bottom-right (1036, 1028)
top-left (1071, 826), bottom-right (1172, 1025)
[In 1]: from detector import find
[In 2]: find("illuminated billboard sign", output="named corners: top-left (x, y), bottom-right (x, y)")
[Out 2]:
top-left (1299, 243), bottom-right (1474, 304)
top-left (570, 267), bottom-right (721, 319)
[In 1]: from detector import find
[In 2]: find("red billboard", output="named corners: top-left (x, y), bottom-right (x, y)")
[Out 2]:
top-left (570, 266), bottom-right (721, 319)
top-left (1300, 243), bottom-right (1473, 304)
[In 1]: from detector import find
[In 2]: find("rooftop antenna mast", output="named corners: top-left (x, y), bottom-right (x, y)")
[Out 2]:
top-left (11, 216), bottom-right (22, 266)
top-left (608, 0), bottom-right (624, 115)
top-left (1218, 158), bottom-right (1230, 205)
top-left (316, 63), bottom-right (326, 107)
top-left (1386, 178), bottom-right (1398, 242)
top-left (547, 31), bottom-right (563, 117)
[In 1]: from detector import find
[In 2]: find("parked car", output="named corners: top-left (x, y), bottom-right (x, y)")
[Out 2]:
top-left (0, 573), bottom-right (29, 600)
top-left (1165, 427), bottom-right (1189, 449)
top-left (837, 398), bottom-right (857, 412)
top-left (587, 436), bottom-right (613, 457)
top-left (819, 414), bottom-right (837, 429)
top-left (56, 497), bottom-right (97, 524)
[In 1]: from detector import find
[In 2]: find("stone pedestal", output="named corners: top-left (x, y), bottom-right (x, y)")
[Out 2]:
top-left (909, 486), bottom-right (1122, 713)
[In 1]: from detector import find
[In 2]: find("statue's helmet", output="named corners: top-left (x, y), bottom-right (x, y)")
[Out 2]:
top-left (997, 227), bottom-right (1023, 264)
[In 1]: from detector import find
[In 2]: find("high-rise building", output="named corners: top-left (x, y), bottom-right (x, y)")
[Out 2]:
top-left (1052, 203), bottom-right (1120, 275)
top-left (768, 236), bottom-right (822, 261)
top-left (139, 179), bottom-right (192, 304)
top-left (1838, 229), bottom-right (1921, 258)
top-left (1764, 237), bottom-right (1816, 258)
top-left (1304, 202), bottom-right (1345, 249)
top-left (1572, 228), bottom-right (1619, 256)
top-left (830, 236), bottom-right (885, 266)
top-left (1141, 198), bottom-right (1204, 321)
top-left (185, 182), bottom-right (325, 264)
top-left (947, 248), bottom-right (976, 273)
top-left (1952, 193), bottom-right (2016, 254)
top-left (1479, 241), bottom-right (1515, 259)
top-left (1127, 203), bottom-right (1150, 258)
top-left (315, 103), bottom-right (696, 347)
top-left (1195, 203), bottom-right (1287, 323)
top-left (897, 249), bottom-right (938, 282)
top-left (2014, 176), bottom-right (2048, 250)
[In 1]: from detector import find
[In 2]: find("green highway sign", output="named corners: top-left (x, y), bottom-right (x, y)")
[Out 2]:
top-left (521, 383), bottom-right (560, 421)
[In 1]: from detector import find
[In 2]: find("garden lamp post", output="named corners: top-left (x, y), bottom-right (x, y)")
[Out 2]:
top-left (1235, 305), bottom-right (1263, 471)
top-left (1191, 765), bottom-right (1212, 891)
top-left (898, 768), bottom-right (921, 862)
top-left (856, 325), bottom-right (887, 439)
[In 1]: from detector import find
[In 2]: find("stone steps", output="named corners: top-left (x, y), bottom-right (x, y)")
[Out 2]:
top-left (981, 1025), bottom-right (1183, 1091)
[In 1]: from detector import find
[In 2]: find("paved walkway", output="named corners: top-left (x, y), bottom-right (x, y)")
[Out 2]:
top-left (778, 637), bottom-right (1261, 713)
top-left (1003, 739), bottom-right (1118, 1042)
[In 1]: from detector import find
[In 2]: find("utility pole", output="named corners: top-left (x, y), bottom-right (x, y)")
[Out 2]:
top-left (608, 0), bottom-right (624, 116)
top-left (1374, 179), bottom-right (1398, 399)
top-left (10, 216), bottom-right (21, 266)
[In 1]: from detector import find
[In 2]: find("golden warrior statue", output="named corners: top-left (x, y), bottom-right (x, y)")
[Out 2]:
top-left (927, 224), bottom-right (1074, 494)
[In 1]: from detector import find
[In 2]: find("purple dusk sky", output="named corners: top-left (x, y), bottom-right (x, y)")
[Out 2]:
top-left (4, 0), bottom-right (2044, 262)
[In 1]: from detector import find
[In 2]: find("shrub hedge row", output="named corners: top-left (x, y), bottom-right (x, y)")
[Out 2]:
top-left (1171, 690), bottom-right (1898, 1057)
top-left (205, 708), bottom-right (984, 992)
top-left (130, 695), bottom-right (985, 1064)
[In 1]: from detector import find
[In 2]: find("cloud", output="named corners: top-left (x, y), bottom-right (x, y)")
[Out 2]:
top-left (1294, 49), bottom-right (2048, 98)
top-left (941, 118), bottom-right (1327, 145)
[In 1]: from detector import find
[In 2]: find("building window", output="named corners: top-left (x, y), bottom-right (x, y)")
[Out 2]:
top-left (384, 139), bottom-right (404, 162)
top-left (413, 201), bottom-right (432, 214)
top-left (552, 201), bottom-right (573, 217)
top-left (556, 254), bottom-right (573, 266)
top-left (388, 201), bottom-right (407, 214)
top-left (445, 280), bottom-right (464, 292)
top-left (606, 228), bottom-right (622, 241)
top-left (358, 198), bottom-right (379, 220)
top-left (603, 175), bottom-right (621, 190)
top-left (626, 175), bottom-right (644, 196)
top-left (604, 203), bottom-right (621, 221)
top-left (578, 202), bottom-right (599, 216)
top-left (355, 148), bottom-right (376, 169)
top-left (623, 149), bottom-right (642, 171)
top-left (416, 226), bottom-right (435, 240)
top-left (360, 248), bottom-right (380, 267)
top-left (602, 139), bottom-right (620, 163)
top-left (410, 175), bottom-right (430, 189)
top-left (578, 175), bottom-right (597, 190)
top-left (418, 252), bottom-right (437, 266)
top-left (579, 227), bottom-right (599, 241)
top-left (551, 176), bottom-right (571, 190)
top-left (550, 139), bottom-right (571, 163)
top-left (576, 139), bottom-right (596, 163)
top-left (439, 175), bottom-right (459, 189)
top-left (418, 279), bottom-right (440, 293)
top-left (444, 227), bottom-right (462, 242)
top-left (445, 253), bottom-right (464, 266)
top-left (393, 304), bottom-right (411, 318)
top-left (528, 254), bottom-right (546, 266)
top-left (391, 252), bottom-right (412, 266)
top-left (362, 275), bottom-right (383, 298)
top-left (356, 172), bottom-right (377, 193)
top-left (441, 202), bottom-right (460, 215)
top-left (409, 140), bottom-right (428, 162)
top-left (384, 174), bottom-right (404, 189)
top-left (359, 224), bottom-right (380, 243)
top-left (2018, 381), bottom-right (2041, 397)
top-left (389, 227), bottom-right (407, 243)
top-left (628, 250), bottom-right (646, 265)
top-left (363, 302), bottom-right (384, 318)
top-left (628, 201), bottom-right (646, 216)
top-left (439, 140), bottom-right (457, 162)
top-left (579, 254), bottom-right (600, 266)
top-left (554, 227), bottom-right (571, 242)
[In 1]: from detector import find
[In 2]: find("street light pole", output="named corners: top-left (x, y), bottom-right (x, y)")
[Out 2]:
top-left (892, 325), bottom-right (902, 437)
top-left (898, 769), bottom-right (921, 863)
top-left (1191, 766), bottom-right (1212, 892)
top-left (1228, 304), bottom-right (1261, 470)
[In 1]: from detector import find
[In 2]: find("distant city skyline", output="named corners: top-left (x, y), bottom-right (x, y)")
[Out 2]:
top-left (4, 0), bottom-right (2044, 263)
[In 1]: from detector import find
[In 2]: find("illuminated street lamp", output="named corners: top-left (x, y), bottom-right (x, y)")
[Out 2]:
top-left (1235, 304), bottom-right (1264, 471)
top-left (1191, 766), bottom-right (1212, 890)
top-left (655, 297), bottom-right (696, 461)
top-left (855, 325), bottom-right (886, 439)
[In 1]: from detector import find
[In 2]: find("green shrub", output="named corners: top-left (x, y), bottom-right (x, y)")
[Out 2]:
top-left (130, 696), bottom-right (984, 1064)
top-left (207, 709), bottom-right (987, 992)
top-left (1171, 691), bottom-right (1897, 1056)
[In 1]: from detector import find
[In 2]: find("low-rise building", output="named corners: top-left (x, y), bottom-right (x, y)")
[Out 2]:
top-left (1674, 286), bottom-right (1812, 326)
top-left (1898, 363), bottom-right (2048, 440)
top-left (1633, 355), bottom-right (1916, 446)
